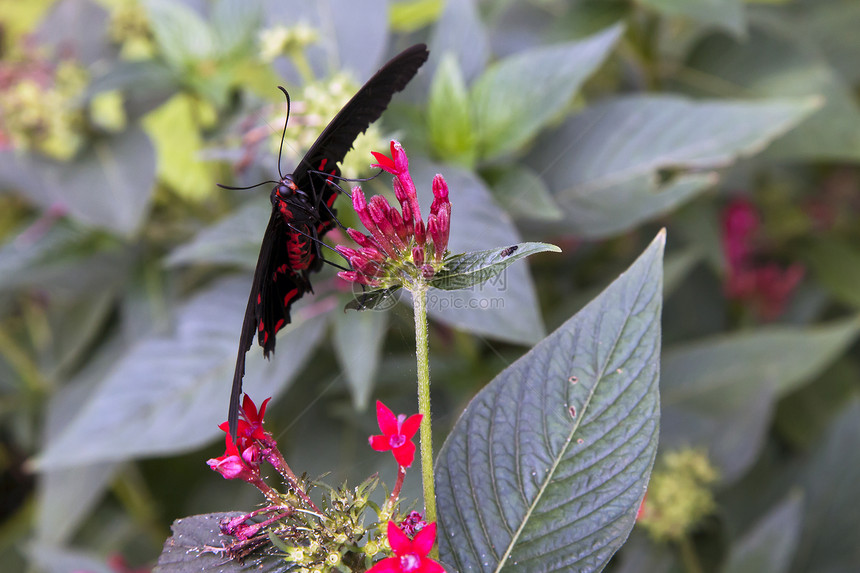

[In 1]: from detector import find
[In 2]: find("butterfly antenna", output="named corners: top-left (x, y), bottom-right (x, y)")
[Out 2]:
top-left (217, 180), bottom-right (279, 191)
top-left (276, 87), bottom-right (291, 179)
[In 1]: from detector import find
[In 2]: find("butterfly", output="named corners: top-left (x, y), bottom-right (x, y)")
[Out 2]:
top-left (227, 44), bottom-right (429, 436)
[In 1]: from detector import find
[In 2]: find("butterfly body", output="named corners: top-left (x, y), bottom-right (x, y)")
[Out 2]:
top-left (228, 44), bottom-right (429, 435)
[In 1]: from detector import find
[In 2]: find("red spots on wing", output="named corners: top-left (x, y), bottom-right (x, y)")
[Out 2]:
top-left (262, 331), bottom-right (269, 345)
top-left (277, 264), bottom-right (287, 274)
top-left (325, 191), bottom-right (337, 208)
top-left (274, 319), bottom-right (285, 332)
top-left (257, 293), bottom-right (262, 304)
top-left (283, 288), bottom-right (299, 307)
top-left (318, 158), bottom-right (328, 170)
top-left (258, 319), bottom-right (264, 332)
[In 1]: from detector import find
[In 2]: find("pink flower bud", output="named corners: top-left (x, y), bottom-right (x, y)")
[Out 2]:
top-left (412, 245), bottom-right (424, 266)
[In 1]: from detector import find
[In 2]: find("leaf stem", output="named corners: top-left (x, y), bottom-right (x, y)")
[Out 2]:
top-left (412, 284), bottom-right (436, 525)
top-left (679, 534), bottom-right (704, 573)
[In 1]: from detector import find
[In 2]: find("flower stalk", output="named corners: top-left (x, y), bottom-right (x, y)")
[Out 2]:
top-left (412, 284), bottom-right (436, 525)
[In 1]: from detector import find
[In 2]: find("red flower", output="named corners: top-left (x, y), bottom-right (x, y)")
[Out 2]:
top-left (217, 394), bottom-right (273, 451)
top-left (369, 401), bottom-right (422, 468)
top-left (207, 432), bottom-right (260, 482)
top-left (337, 141), bottom-right (452, 288)
top-left (720, 198), bottom-right (804, 320)
top-left (367, 521), bottom-right (444, 573)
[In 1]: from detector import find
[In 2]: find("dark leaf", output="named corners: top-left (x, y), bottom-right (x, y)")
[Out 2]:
top-left (471, 24), bottom-right (624, 160)
top-left (436, 231), bottom-right (664, 572)
top-left (790, 399), bottom-right (860, 573)
top-left (156, 512), bottom-right (289, 573)
top-left (660, 319), bottom-right (859, 483)
top-left (724, 493), bottom-right (803, 573)
top-left (529, 95), bottom-right (819, 238)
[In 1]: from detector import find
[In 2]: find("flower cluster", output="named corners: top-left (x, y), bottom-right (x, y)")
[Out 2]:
top-left (0, 48), bottom-right (88, 160)
top-left (721, 198), bottom-right (804, 320)
top-left (207, 395), bottom-right (275, 488)
top-left (205, 395), bottom-right (443, 571)
top-left (636, 449), bottom-right (718, 542)
top-left (337, 141), bottom-right (451, 288)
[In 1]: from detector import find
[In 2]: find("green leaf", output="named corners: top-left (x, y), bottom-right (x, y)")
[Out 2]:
top-left (0, 127), bottom-right (157, 235)
top-left (142, 93), bottom-right (216, 201)
top-left (210, 0), bottom-right (260, 59)
top-left (431, 242), bottom-right (561, 291)
top-left (436, 231), bottom-right (664, 572)
top-left (390, 0), bottom-right (445, 33)
top-left (723, 493), bottom-right (803, 573)
top-left (411, 161), bottom-right (547, 345)
top-left (684, 19), bottom-right (860, 160)
top-left (471, 23), bottom-right (624, 160)
top-left (484, 165), bottom-right (564, 221)
top-left (166, 200), bottom-right (269, 269)
top-left (35, 277), bottom-right (328, 469)
top-left (428, 54), bottom-right (476, 166)
top-left (332, 309), bottom-right (388, 410)
top-left (529, 95), bottom-right (819, 238)
top-left (799, 237), bottom-right (860, 308)
top-left (144, 0), bottom-right (215, 69)
top-left (427, 0), bottom-right (489, 83)
top-left (661, 318), bottom-right (860, 482)
top-left (156, 513), bottom-right (289, 572)
top-left (640, 0), bottom-right (746, 35)
top-left (790, 399), bottom-right (860, 573)
top-left (774, 359), bottom-right (860, 449)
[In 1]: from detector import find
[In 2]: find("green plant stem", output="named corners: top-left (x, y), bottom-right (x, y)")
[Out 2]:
top-left (411, 285), bottom-right (436, 526)
top-left (679, 534), bottom-right (704, 573)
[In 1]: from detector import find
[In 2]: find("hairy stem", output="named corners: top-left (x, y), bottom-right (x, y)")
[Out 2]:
top-left (412, 285), bottom-right (436, 525)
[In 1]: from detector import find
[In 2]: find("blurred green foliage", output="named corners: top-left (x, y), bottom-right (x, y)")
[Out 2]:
top-left (0, 0), bottom-right (859, 572)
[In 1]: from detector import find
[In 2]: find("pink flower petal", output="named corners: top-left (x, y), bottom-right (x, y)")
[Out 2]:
top-left (392, 441), bottom-right (416, 467)
top-left (376, 401), bottom-right (399, 435)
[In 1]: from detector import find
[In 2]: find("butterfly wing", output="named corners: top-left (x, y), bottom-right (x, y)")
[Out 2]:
top-left (228, 44), bottom-right (429, 435)
top-left (291, 43), bottom-right (430, 231)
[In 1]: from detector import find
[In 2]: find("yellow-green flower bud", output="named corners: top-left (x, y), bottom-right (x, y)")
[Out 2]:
top-left (637, 449), bottom-right (719, 542)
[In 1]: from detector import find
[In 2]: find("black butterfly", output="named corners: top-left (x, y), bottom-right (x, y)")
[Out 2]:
top-left (227, 44), bottom-right (429, 436)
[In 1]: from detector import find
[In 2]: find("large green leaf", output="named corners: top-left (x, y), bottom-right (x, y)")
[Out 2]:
top-left (790, 399), bottom-right (860, 573)
top-left (166, 199), bottom-right (269, 269)
top-left (0, 127), bottom-right (157, 235)
top-left (35, 276), bottom-right (328, 468)
top-left (436, 231), bottom-right (664, 572)
top-left (528, 95), bottom-right (818, 238)
top-left (428, 0), bottom-right (489, 84)
top-left (683, 17), bottom-right (860, 160)
top-left (331, 308), bottom-right (388, 411)
top-left (144, 0), bottom-right (215, 68)
top-left (156, 513), bottom-right (289, 573)
top-left (660, 318), bottom-right (860, 482)
top-left (471, 23), bottom-right (623, 160)
top-left (723, 493), bottom-right (803, 573)
top-left (640, 0), bottom-right (745, 35)
top-left (484, 165), bottom-right (564, 221)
